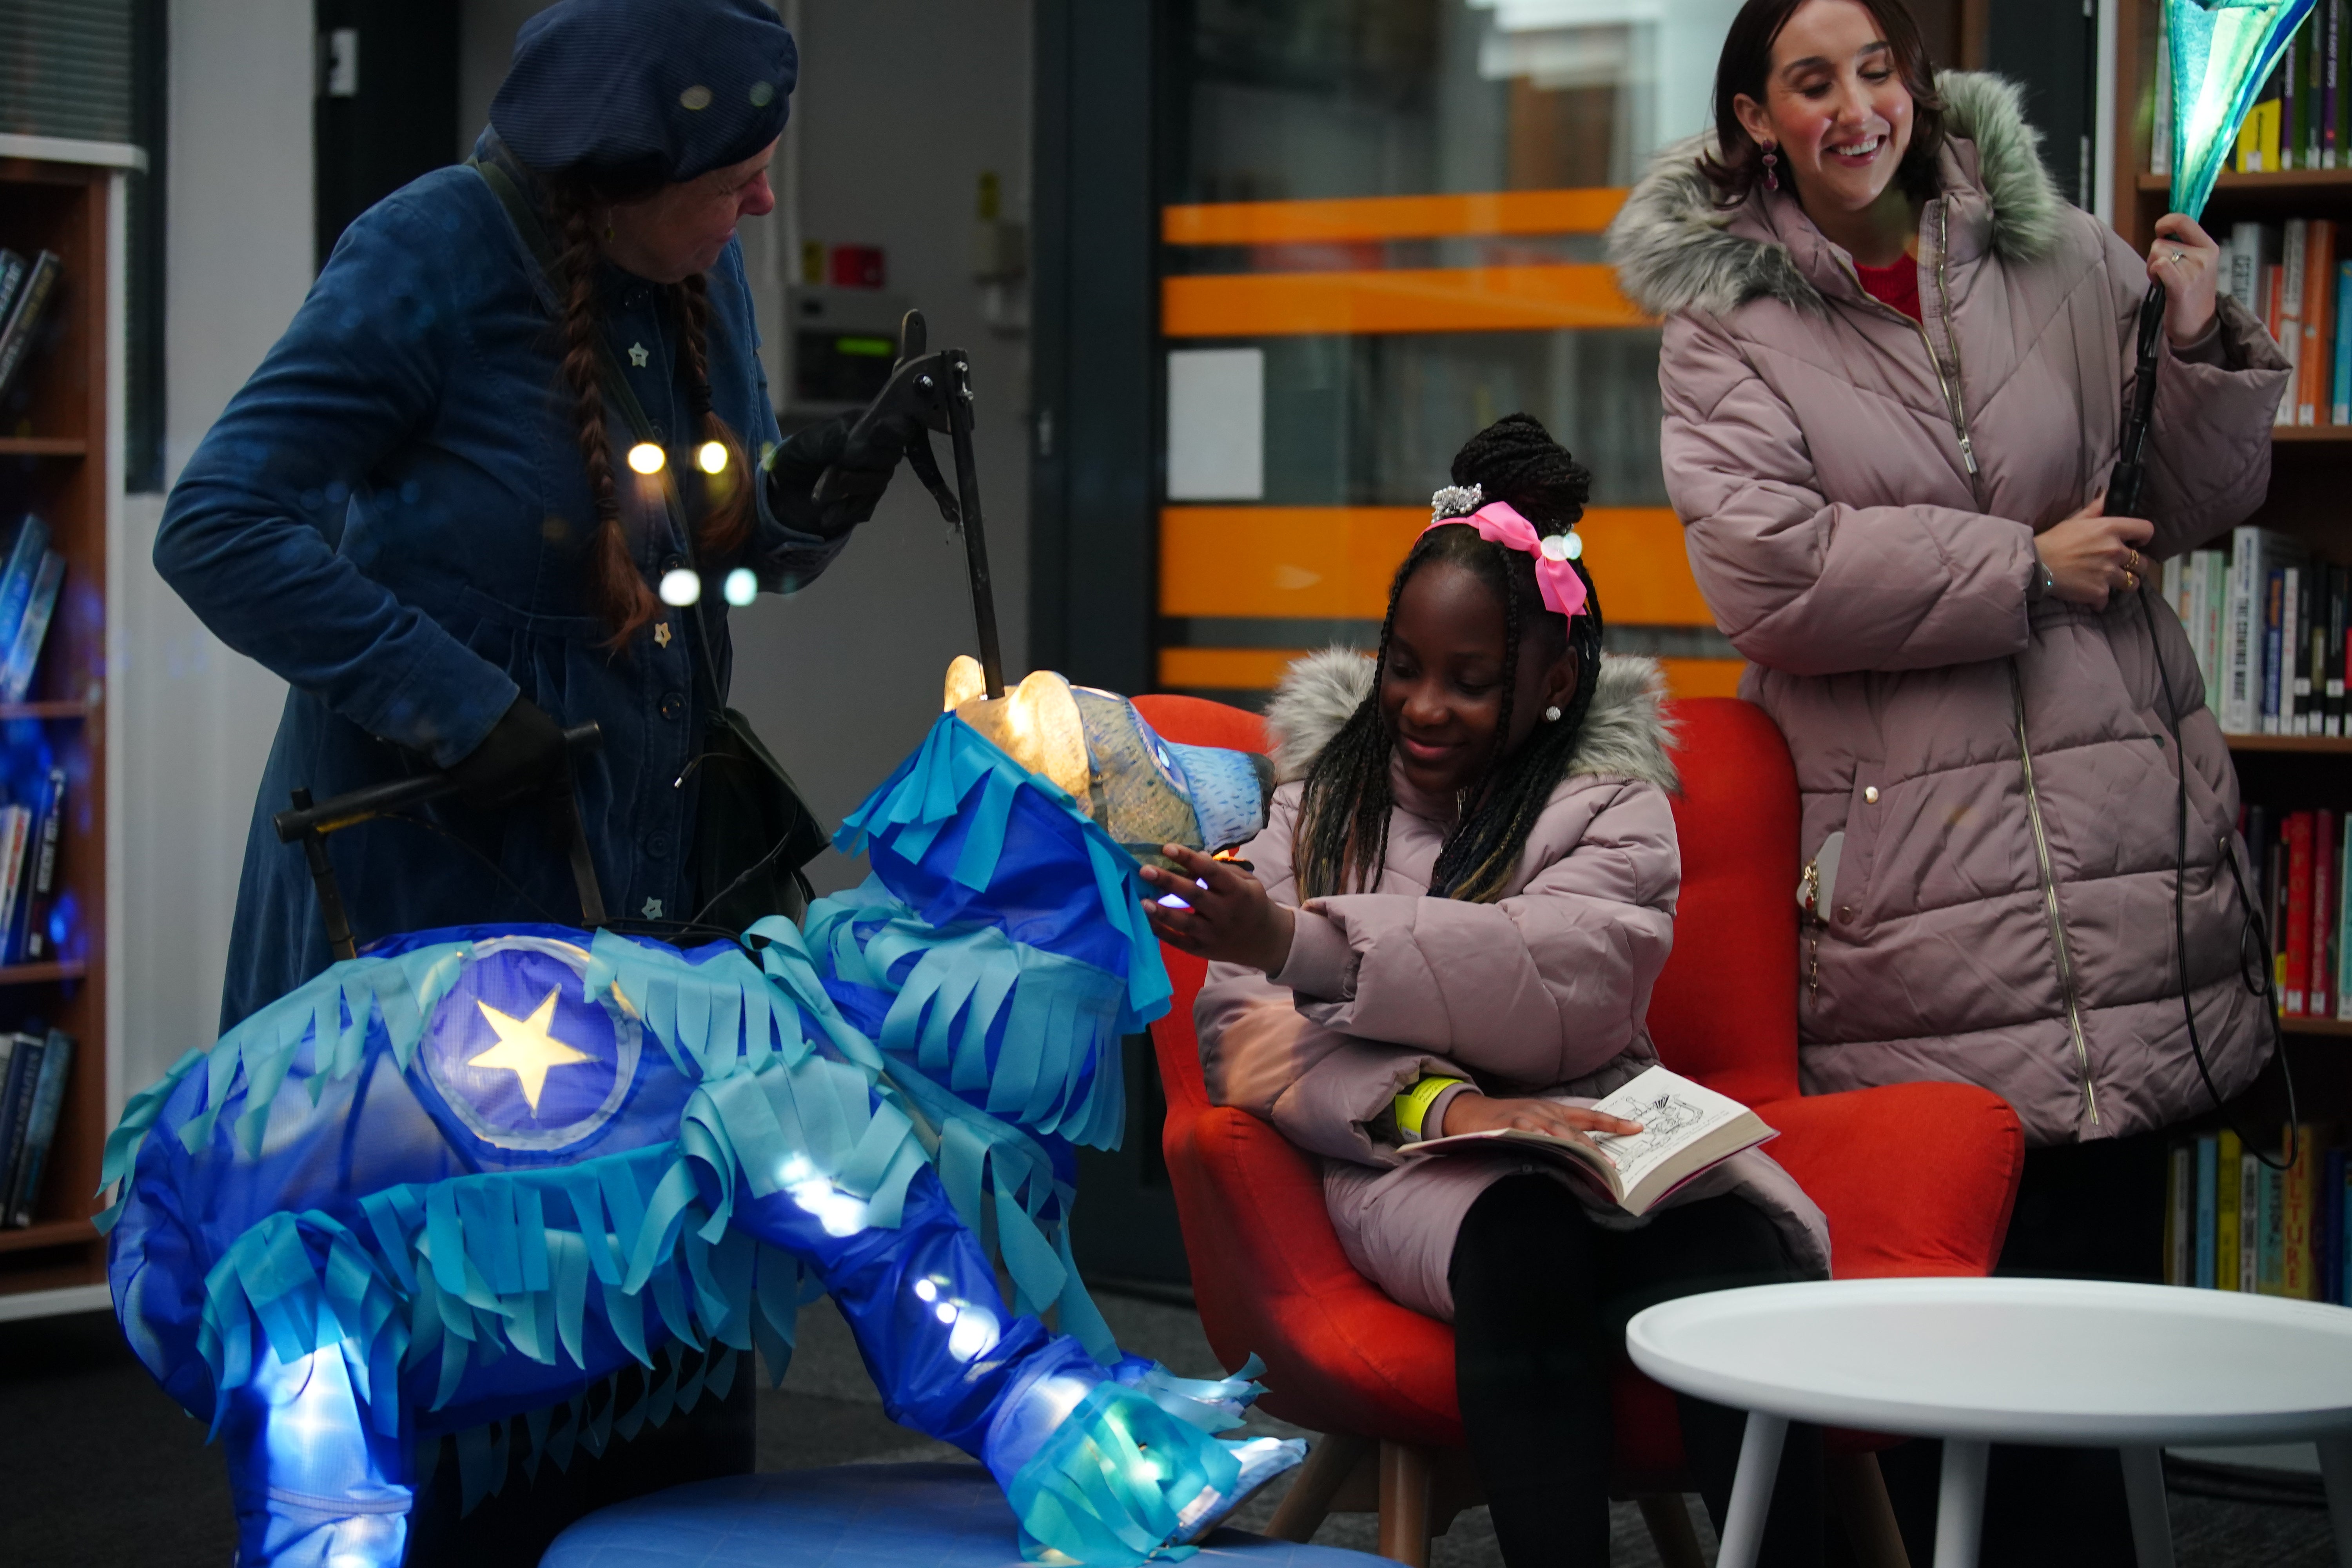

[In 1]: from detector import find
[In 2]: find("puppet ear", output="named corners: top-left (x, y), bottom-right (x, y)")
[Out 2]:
top-left (954, 668), bottom-right (1093, 815)
top-left (942, 654), bottom-right (987, 712)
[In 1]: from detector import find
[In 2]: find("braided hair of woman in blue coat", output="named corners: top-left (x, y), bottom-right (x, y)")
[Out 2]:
top-left (155, 0), bottom-right (927, 1028)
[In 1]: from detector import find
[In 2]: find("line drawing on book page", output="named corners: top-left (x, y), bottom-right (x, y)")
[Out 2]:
top-left (1592, 1090), bottom-right (1710, 1171)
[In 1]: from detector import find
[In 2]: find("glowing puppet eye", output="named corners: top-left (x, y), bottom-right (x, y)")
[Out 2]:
top-left (723, 567), bottom-right (758, 606)
top-left (659, 569), bottom-right (702, 606)
top-left (628, 443), bottom-right (666, 475)
top-left (697, 441), bottom-right (729, 474)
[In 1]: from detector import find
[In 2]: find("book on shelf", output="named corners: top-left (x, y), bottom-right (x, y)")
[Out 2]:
top-left (0, 1031), bottom-right (40, 1217)
top-left (1400, 1064), bottom-right (1775, 1216)
top-left (12, 766), bottom-right (65, 966)
top-left (5, 1028), bottom-right (70, 1227)
top-left (2, 549), bottom-right (64, 706)
top-left (0, 252), bottom-right (26, 333)
top-left (0, 250), bottom-right (60, 404)
top-left (2171, 1125), bottom-right (2350, 1301)
top-left (2221, 805), bottom-right (2352, 1019)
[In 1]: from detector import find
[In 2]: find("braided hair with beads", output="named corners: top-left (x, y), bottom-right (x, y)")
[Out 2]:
top-left (544, 176), bottom-right (756, 650)
top-left (1292, 414), bottom-right (1605, 904)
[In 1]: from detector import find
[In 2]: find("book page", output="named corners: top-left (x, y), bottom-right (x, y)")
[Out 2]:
top-left (1583, 1066), bottom-right (1753, 1195)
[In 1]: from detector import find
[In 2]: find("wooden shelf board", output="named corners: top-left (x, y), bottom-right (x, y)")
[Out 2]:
top-left (2136, 169), bottom-right (2352, 193)
top-left (2284, 1016), bottom-right (2352, 1038)
top-left (2224, 733), bottom-right (2352, 754)
top-left (0, 701), bottom-right (90, 721)
top-left (0, 1218), bottom-right (94, 1256)
top-left (0, 437), bottom-right (87, 457)
top-left (0, 962), bottom-right (89, 987)
top-left (2274, 426), bottom-right (2352, 444)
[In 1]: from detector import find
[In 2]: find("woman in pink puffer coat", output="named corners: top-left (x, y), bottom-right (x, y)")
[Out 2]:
top-left (1610, 1), bottom-right (2289, 1560)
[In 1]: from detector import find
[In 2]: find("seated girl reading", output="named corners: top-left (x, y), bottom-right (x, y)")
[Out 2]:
top-left (1142, 416), bottom-right (1831, 1568)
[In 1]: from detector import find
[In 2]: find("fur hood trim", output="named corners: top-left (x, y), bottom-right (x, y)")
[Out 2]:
top-left (1263, 647), bottom-right (1679, 794)
top-left (1607, 70), bottom-right (2065, 319)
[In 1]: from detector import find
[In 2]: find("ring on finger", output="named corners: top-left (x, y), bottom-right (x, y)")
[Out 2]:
top-left (2124, 569), bottom-right (2139, 591)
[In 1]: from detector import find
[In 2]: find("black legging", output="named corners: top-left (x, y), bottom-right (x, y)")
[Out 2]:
top-left (1873, 1128), bottom-right (2173, 1567)
top-left (1449, 1174), bottom-right (1825, 1568)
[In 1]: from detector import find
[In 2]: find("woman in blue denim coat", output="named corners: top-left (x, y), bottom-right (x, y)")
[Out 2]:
top-left (157, 0), bottom-right (912, 1026)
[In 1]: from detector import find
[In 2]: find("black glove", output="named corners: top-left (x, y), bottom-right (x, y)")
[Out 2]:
top-left (766, 411), bottom-right (858, 538)
top-left (448, 695), bottom-right (567, 809)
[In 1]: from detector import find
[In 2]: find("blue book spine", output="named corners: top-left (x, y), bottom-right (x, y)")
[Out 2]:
top-left (2336, 262), bottom-right (2352, 422)
top-left (0, 515), bottom-right (51, 682)
top-left (11, 766), bottom-right (62, 965)
top-left (0, 1035), bottom-right (36, 1199)
top-left (2197, 1134), bottom-right (2220, 1287)
top-left (2327, 1150), bottom-right (2347, 1303)
top-left (5, 1031), bottom-right (68, 1226)
top-left (1, 550), bottom-right (62, 704)
top-left (2267, 568), bottom-right (2287, 730)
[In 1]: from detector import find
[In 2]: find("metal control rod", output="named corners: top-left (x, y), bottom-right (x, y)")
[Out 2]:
top-left (942, 348), bottom-right (1005, 697)
top-left (276, 722), bottom-right (608, 957)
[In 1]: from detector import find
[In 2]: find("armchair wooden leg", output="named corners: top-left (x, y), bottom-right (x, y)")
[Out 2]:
top-left (1266, 1431), bottom-right (1373, 1544)
top-left (1636, 1493), bottom-right (1708, 1568)
top-left (1827, 1451), bottom-right (1913, 1568)
top-left (1377, 1441), bottom-right (1435, 1568)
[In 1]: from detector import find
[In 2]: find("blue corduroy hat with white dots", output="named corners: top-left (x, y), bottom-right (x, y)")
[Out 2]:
top-left (490, 0), bottom-right (798, 190)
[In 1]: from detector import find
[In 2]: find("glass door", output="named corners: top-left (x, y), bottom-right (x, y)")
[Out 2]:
top-left (1155, 0), bottom-right (1745, 706)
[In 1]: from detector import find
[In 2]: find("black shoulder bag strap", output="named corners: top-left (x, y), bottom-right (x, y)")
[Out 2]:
top-left (470, 159), bottom-right (824, 929)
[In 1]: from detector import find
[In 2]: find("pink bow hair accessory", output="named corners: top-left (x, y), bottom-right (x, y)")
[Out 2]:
top-left (1423, 500), bottom-right (1590, 622)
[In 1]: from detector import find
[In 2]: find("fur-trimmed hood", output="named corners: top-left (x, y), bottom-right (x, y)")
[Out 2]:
top-left (1607, 70), bottom-right (2067, 319)
top-left (1262, 647), bottom-right (1679, 794)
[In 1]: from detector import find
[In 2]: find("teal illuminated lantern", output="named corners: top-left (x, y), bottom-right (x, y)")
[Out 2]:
top-left (2167, 0), bottom-right (2318, 222)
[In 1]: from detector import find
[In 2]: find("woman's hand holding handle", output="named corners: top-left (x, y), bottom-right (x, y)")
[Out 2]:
top-left (2036, 491), bottom-right (2157, 610)
top-left (1140, 842), bottom-right (1297, 973)
top-left (1440, 1092), bottom-right (1644, 1149)
top-left (2149, 213), bottom-right (2222, 347)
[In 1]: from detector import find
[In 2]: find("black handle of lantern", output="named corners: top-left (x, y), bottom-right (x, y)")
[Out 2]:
top-left (2107, 279), bottom-right (2168, 519)
top-left (276, 722), bottom-right (608, 955)
top-left (942, 347), bottom-right (1006, 699)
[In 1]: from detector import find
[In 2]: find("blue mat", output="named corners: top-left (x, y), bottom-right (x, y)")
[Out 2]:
top-left (539, 1462), bottom-right (1387, 1568)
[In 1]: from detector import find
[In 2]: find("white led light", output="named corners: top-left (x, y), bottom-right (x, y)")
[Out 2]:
top-left (659, 569), bottom-right (702, 606)
top-left (627, 442), bottom-right (666, 474)
top-left (723, 566), bottom-right (758, 606)
top-left (697, 440), bottom-right (729, 474)
top-left (935, 1301), bottom-right (958, 1325)
top-left (913, 1278), bottom-right (938, 1302)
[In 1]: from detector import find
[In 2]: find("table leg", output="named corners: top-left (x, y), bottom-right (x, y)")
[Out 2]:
top-left (1931, 1439), bottom-right (1989, 1568)
top-left (2118, 1447), bottom-right (2175, 1568)
top-left (1713, 1412), bottom-right (1788, 1568)
top-left (2318, 1432), bottom-right (2352, 1568)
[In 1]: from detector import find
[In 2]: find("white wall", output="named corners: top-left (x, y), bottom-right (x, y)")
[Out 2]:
top-left (115, 0), bottom-right (309, 1089)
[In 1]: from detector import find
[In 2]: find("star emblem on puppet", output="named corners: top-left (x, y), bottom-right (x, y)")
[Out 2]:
top-left (467, 988), bottom-right (593, 1114)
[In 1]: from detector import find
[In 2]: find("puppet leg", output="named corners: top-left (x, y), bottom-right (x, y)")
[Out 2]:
top-left (734, 1163), bottom-right (1300, 1563)
top-left (217, 1337), bottom-right (412, 1568)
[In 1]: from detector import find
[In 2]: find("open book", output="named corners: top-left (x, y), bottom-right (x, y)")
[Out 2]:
top-left (1399, 1065), bottom-right (1775, 1217)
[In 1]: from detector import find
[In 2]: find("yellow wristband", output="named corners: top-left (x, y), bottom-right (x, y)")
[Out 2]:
top-left (1393, 1076), bottom-right (1465, 1140)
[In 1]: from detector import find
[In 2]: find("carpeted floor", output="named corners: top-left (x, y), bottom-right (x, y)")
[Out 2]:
top-left (0, 1290), bottom-right (2334, 1566)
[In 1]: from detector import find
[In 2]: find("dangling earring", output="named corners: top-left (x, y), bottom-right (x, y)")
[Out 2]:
top-left (1761, 146), bottom-right (1780, 192)
top-left (1544, 705), bottom-right (1563, 722)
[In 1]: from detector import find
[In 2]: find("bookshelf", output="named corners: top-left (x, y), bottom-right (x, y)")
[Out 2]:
top-left (0, 147), bottom-right (126, 1315)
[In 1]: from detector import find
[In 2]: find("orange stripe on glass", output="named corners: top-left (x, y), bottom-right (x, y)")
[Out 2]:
top-left (1158, 648), bottom-right (1744, 700)
top-left (1162, 189), bottom-right (1629, 246)
top-left (1162, 265), bottom-right (1651, 337)
top-left (1158, 506), bottom-right (1713, 627)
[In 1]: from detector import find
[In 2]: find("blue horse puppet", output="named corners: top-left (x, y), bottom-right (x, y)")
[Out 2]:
top-left (100, 661), bottom-right (1298, 1568)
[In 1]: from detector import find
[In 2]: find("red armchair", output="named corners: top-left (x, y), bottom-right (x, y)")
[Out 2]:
top-left (1132, 693), bottom-right (2025, 1567)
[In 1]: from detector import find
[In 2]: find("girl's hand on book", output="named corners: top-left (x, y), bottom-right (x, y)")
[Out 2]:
top-left (2148, 213), bottom-right (2219, 348)
top-left (1140, 843), bottom-right (1297, 973)
top-left (1442, 1093), bottom-right (1643, 1147)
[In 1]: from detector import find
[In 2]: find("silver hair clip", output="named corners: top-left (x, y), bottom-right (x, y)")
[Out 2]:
top-left (1429, 483), bottom-right (1484, 522)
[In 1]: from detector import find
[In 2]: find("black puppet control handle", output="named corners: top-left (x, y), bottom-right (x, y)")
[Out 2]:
top-left (2107, 279), bottom-right (2168, 519)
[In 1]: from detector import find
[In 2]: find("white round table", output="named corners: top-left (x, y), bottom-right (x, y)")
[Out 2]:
top-left (1626, 1277), bottom-right (2352, 1568)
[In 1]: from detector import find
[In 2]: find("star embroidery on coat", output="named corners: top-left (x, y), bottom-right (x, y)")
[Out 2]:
top-left (468, 989), bottom-right (593, 1116)
top-left (653, 621), bottom-right (672, 648)
top-left (642, 897), bottom-right (666, 919)
top-left (628, 341), bottom-right (650, 368)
